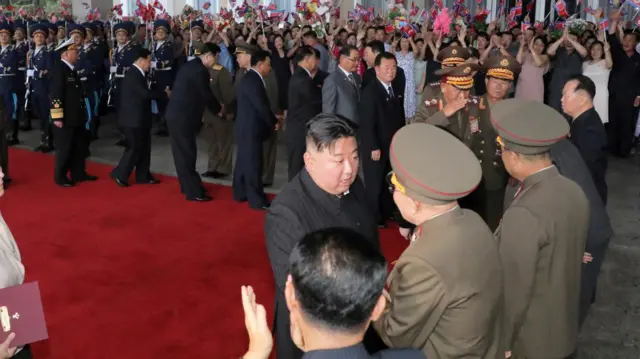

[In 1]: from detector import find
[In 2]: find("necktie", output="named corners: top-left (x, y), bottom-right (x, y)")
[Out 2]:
top-left (347, 73), bottom-right (359, 99)
top-left (388, 86), bottom-right (394, 99)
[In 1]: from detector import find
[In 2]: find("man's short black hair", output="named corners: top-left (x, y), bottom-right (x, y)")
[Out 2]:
top-left (375, 25), bottom-right (386, 32)
top-left (289, 227), bottom-right (387, 333)
top-left (302, 30), bottom-right (317, 39)
top-left (306, 113), bottom-right (358, 152)
top-left (365, 40), bottom-right (385, 55)
top-left (250, 49), bottom-right (271, 67)
top-left (202, 42), bottom-right (220, 56)
top-left (624, 30), bottom-right (640, 43)
top-left (339, 44), bottom-right (358, 58)
top-left (295, 45), bottom-right (316, 64)
top-left (134, 48), bottom-right (151, 61)
top-left (374, 52), bottom-right (396, 67)
top-left (567, 74), bottom-right (596, 100)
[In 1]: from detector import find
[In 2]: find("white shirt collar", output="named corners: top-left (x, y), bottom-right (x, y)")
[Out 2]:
top-left (378, 78), bottom-right (392, 92)
top-left (338, 65), bottom-right (351, 78)
top-left (61, 59), bottom-right (74, 71)
top-left (156, 40), bottom-right (165, 50)
top-left (301, 66), bottom-right (312, 78)
top-left (117, 40), bottom-right (130, 50)
top-left (250, 68), bottom-right (265, 87)
top-left (133, 63), bottom-right (146, 77)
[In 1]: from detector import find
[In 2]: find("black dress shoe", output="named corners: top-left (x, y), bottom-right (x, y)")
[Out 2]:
top-left (137, 178), bottom-right (160, 184)
top-left (112, 177), bottom-right (129, 187)
top-left (115, 139), bottom-right (126, 147)
top-left (202, 171), bottom-right (228, 179)
top-left (187, 195), bottom-right (213, 202)
top-left (263, 182), bottom-right (273, 187)
top-left (76, 174), bottom-right (98, 182)
top-left (251, 202), bottom-right (270, 211)
top-left (155, 129), bottom-right (169, 137)
top-left (20, 124), bottom-right (32, 131)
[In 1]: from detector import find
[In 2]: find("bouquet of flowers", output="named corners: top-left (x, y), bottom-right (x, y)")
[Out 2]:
top-left (388, 6), bottom-right (403, 21)
top-left (566, 18), bottom-right (588, 35)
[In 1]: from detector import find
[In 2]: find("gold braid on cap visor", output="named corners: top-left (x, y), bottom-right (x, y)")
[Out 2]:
top-left (441, 57), bottom-right (465, 66)
top-left (487, 68), bottom-right (514, 81)
top-left (445, 75), bottom-right (474, 90)
top-left (390, 173), bottom-right (406, 194)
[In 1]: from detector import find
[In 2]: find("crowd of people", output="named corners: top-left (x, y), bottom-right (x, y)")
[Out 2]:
top-left (0, 3), bottom-right (635, 358)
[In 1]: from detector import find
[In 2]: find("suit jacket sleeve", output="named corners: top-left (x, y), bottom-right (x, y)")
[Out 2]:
top-left (50, 64), bottom-right (66, 122)
top-left (498, 206), bottom-right (544, 349)
top-left (374, 259), bottom-right (446, 348)
top-left (246, 76), bottom-right (277, 127)
top-left (322, 74), bottom-right (338, 114)
top-left (264, 204), bottom-right (307, 292)
top-left (395, 68), bottom-right (406, 97)
top-left (570, 123), bottom-right (603, 180)
top-left (196, 65), bottom-right (222, 114)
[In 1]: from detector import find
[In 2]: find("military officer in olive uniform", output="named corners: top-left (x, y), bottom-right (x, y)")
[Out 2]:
top-left (202, 43), bottom-right (235, 179)
top-left (414, 46), bottom-right (472, 123)
top-left (374, 123), bottom-right (503, 359)
top-left (460, 55), bottom-right (521, 231)
top-left (150, 19), bottom-right (174, 137)
top-left (492, 99), bottom-right (589, 359)
top-left (416, 63), bottom-right (480, 140)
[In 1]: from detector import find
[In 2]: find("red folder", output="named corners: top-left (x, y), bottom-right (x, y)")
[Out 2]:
top-left (0, 282), bottom-right (48, 347)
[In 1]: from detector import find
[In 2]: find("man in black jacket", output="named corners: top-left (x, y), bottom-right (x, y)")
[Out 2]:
top-left (50, 38), bottom-right (97, 187)
top-left (359, 53), bottom-right (405, 226)
top-left (286, 46), bottom-right (322, 181)
top-left (265, 115), bottom-right (381, 359)
top-left (561, 75), bottom-right (608, 204)
top-left (362, 40), bottom-right (406, 105)
top-left (165, 42), bottom-right (222, 202)
top-left (232, 49), bottom-right (279, 210)
top-left (549, 139), bottom-right (613, 328)
top-left (111, 48), bottom-right (166, 187)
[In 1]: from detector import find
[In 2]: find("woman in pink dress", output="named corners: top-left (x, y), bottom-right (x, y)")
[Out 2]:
top-left (515, 36), bottom-right (550, 102)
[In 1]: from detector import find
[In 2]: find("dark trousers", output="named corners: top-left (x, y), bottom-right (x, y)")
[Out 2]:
top-left (168, 128), bottom-right (205, 199)
top-left (112, 126), bottom-right (152, 183)
top-left (33, 88), bottom-right (54, 146)
top-left (155, 97), bottom-right (169, 131)
top-left (608, 94), bottom-right (639, 157)
top-left (285, 126), bottom-right (305, 182)
top-left (0, 129), bottom-right (8, 176)
top-left (14, 73), bottom-right (25, 133)
top-left (87, 90), bottom-right (101, 139)
top-left (233, 136), bottom-right (268, 208)
top-left (460, 184), bottom-right (506, 232)
top-left (1, 90), bottom-right (16, 138)
top-left (53, 125), bottom-right (88, 183)
top-left (579, 239), bottom-right (610, 328)
top-left (362, 156), bottom-right (393, 223)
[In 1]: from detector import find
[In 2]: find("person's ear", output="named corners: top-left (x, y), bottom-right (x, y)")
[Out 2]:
top-left (303, 151), bottom-right (313, 170)
top-left (285, 275), bottom-right (297, 312)
top-left (370, 295), bottom-right (387, 322)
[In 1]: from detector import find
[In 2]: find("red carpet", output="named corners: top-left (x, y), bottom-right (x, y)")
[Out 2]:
top-left (2, 148), bottom-right (408, 359)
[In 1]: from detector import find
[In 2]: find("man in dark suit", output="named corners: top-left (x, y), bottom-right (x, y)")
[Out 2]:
top-left (232, 49), bottom-right (279, 210)
top-left (322, 45), bottom-right (361, 123)
top-left (241, 228), bottom-right (424, 359)
top-left (111, 48), bottom-right (166, 187)
top-left (549, 139), bottom-right (613, 328)
top-left (561, 75), bottom-right (608, 204)
top-left (359, 53), bottom-right (405, 226)
top-left (311, 48), bottom-right (328, 86)
top-left (50, 38), bottom-right (97, 187)
top-left (286, 46), bottom-right (323, 181)
top-left (362, 40), bottom-right (406, 101)
top-left (165, 42), bottom-right (222, 202)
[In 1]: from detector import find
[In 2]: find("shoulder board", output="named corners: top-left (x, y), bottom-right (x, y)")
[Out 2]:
top-left (466, 96), bottom-right (479, 105)
top-left (423, 98), bottom-right (438, 108)
top-left (429, 81), bottom-right (440, 88)
top-left (212, 64), bottom-right (223, 71)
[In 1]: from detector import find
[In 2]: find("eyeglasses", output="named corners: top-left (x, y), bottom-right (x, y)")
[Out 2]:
top-left (386, 172), bottom-right (406, 194)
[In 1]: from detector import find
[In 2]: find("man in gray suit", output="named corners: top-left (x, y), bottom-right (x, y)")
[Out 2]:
top-left (322, 45), bottom-right (361, 123)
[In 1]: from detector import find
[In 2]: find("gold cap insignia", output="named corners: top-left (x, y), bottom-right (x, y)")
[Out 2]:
top-left (500, 59), bottom-right (509, 66)
top-left (54, 103), bottom-right (60, 108)
top-left (464, 66), bottom-right (472, 74)
top-left (431, 99), bottom-right (437, 104)
top-left (451, 49), bottom-right (457, 55)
